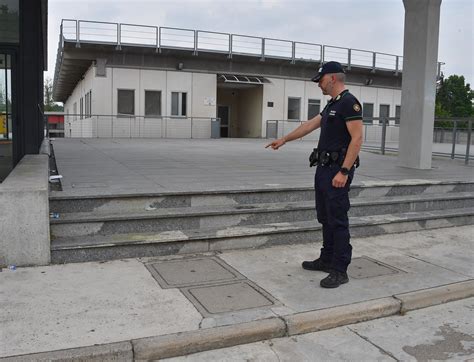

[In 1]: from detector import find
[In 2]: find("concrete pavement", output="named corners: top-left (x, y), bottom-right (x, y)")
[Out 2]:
top-left (50, 138), bottom-right (474, 197)
top-left (163, 297), bottom-right (474, 361)
top-left (1, 225), bottom-right (473, 360)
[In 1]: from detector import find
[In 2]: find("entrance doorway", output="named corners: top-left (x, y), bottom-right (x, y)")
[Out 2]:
top-left (217, 105), bottom-right (230, 138)
top-left (0, 52), bottom-right (15, 181)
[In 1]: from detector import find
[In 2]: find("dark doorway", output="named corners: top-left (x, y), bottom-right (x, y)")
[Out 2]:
top-left (0, 51), bottom-right (15, 181)
top-left (217, 105), bottom-right (229, 138)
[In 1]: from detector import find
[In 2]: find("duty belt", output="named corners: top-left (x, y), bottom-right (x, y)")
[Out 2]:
top-left (309, 148), bottom-right (360, 168)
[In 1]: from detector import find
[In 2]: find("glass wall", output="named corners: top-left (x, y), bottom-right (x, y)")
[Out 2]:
top-left (0, 0), bottom-right (20, 43)
top-left (0, 53), bottom-right (12, 181)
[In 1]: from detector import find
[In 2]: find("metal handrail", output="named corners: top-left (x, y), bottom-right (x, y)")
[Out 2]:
top-left (265, 117), bottom-right (472, 164)
top-left (54, 113), bottom-right (221, 140)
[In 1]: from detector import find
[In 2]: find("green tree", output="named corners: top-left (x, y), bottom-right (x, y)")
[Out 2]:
top-left (435, 75), bottom-right (473, 128)
top-left (44, 77), bottom-right (63, 112)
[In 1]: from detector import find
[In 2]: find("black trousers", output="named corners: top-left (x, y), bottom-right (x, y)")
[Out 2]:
top-left (314, 165), bottom-right (354, 273)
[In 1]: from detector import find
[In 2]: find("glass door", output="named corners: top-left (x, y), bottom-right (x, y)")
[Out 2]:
top-left (0, 52), bottom-right (14, 181)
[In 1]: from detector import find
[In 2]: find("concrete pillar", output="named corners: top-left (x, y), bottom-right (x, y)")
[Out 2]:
top-left (398, 0), bottom-right (441, 169)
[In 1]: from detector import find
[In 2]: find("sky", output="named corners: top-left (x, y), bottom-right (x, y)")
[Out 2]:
top-left (46, 0), bottom-right (474, 88)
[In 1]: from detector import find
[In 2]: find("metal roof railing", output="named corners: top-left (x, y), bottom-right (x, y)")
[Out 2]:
top-left (58, 19), bottom-right (420, 73)
top-left (54, 19), bottom-right (445, 100)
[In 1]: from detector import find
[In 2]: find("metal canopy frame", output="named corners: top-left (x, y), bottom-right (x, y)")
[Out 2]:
top-left (218, 74), bottom-right (267, 85)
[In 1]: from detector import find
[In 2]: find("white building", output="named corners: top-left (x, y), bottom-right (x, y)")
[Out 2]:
top-left (54, 20), bottom-right (420, 140)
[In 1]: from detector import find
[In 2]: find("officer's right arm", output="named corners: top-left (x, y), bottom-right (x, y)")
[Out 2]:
top-left (265, 114), bottom-right (322, 150)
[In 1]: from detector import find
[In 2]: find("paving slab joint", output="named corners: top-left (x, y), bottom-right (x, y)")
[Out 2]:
top-left (393, 279), bottom-right (474, 314)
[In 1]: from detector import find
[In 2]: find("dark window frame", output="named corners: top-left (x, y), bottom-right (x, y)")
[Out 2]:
top-left (287, 97), bottom-right (301, 120)
top-left (117, 89), bottom-right (135, 116)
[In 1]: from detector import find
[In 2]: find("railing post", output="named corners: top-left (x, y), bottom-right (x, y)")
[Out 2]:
top-left (228, 34), bottom-right (233, 59)
top-left (451, 120), bottom-right (457, 159)
top-left (260, 38), bottom-right (265, 61)
top-left (156, 27), bottom-right (159, 53)
top-left (158, 27), bottom-right (162, 54)
top-left (291, 42), bottom-right (296, 64)
top-left (347, 49), bottom-right (351, 70)
top-left (372, 52), bottom-right (376, 73)
top-left (117, 23), bottom-right (122, 50)
top-left (193, 31), bottom-right (198, 56)
top-left (381, 117), bottom-right (387, 155)
top-left (76, 21), bottom-right (80, 48)
top-left (395, 56), bottom-right (399, 75)
top-left (322, 45), bottom-right (325, 63)
top-left (465, 119), bottom-right (472, 165)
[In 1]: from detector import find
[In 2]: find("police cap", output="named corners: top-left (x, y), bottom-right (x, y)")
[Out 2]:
top-left (311, 61), bottom-right (345, 83)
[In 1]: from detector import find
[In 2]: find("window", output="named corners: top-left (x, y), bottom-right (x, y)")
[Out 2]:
top-left (80, 97), bottom-right (83, 119)
top-left (73, 102), bottom-right (77, 121)
top-left (287, 97), bottom-right (300, 120)
top-left (362, 103), bottom-right (374, 120)
top-left (379, 104), bottom-right (390, 119)
top-left (117, 89), bottom-right (135, 115)
top-left (85, 92), bottom-right (89, 118)
top-left (0, 0), bottom-right (19, 43)
top-left (267, 102), bottom-right (274, 107)
top-left (307, 99), bottom-right (321, 119)
top-left (171, 92), bottom-right (187, 116)
top-left (145, 90), bottom-right (162, 117)
top-left (395, 105), bottom-right (401, 124)
top-left (87, 90), bottom-right (92, 117)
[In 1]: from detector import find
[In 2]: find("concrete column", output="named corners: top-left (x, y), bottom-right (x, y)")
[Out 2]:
top-left (398, 0), bottom-right (441, 169)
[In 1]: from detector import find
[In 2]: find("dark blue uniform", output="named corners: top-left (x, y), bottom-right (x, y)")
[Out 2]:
top-left (315, 89), bottom-right (362, 273)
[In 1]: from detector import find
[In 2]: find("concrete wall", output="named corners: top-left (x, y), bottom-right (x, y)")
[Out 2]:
top-left (0, 152), bottom-right (50, 267)
top-left (65, 67), bottom-right (217, 138)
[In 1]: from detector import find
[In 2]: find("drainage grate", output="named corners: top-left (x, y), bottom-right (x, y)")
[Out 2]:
top-left (146, 256), bottom-right (279, 316)
top-left (348, 256), bottom-right (401, 279)
top-left (146, 257), bottom-right (246, 289)
top-left (182, 281), bottom-right (276, 317)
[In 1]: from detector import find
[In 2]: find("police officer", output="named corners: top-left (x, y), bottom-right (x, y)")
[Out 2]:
top-left (266, 61), bottom-right (363, 288)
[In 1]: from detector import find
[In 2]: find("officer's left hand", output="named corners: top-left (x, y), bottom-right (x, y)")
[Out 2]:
top-left (332, 172), bottom-right (348, 188)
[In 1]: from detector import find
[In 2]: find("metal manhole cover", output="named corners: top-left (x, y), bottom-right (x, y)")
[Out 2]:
top-left (183, 281), bottom-right (275, 316)
top-left (146, 257), bottom-right (245, 289)
top-left (348, 256), bottom-right (401, 279)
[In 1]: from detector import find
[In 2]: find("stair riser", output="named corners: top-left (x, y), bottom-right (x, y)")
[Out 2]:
top-left (49, 183), bottom-right (474, 214)
top-left (51, 213), bottom-right (474, 264)
top-left (50, 197), bottom-right (474, 239)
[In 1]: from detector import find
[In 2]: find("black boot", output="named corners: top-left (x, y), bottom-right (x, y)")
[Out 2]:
top-left (302, 258), bottom-right (332, 273)
top-left (320, 271), bottom-right (349, 288)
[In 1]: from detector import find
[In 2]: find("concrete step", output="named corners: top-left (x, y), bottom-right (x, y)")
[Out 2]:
top-left (49, 181), bottom-right (474, 214)
top-left (50, 192), bottom-right (474, 239)
top-left (50, 207), bottom-right (474, 263)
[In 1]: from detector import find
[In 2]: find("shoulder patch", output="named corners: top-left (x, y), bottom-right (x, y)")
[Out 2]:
top-left (353, 104), bottom-right (361, 112)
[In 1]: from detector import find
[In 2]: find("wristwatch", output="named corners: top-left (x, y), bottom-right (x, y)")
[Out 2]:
top-left (340, 167), bottom-right (350, 176)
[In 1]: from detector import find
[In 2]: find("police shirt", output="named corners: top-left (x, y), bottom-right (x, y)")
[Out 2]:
top-left (317, 89), bottom-right (362, 152)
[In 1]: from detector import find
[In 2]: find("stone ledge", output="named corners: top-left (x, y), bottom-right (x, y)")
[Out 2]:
top-left (0, 154), bottom-right (50, 266)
